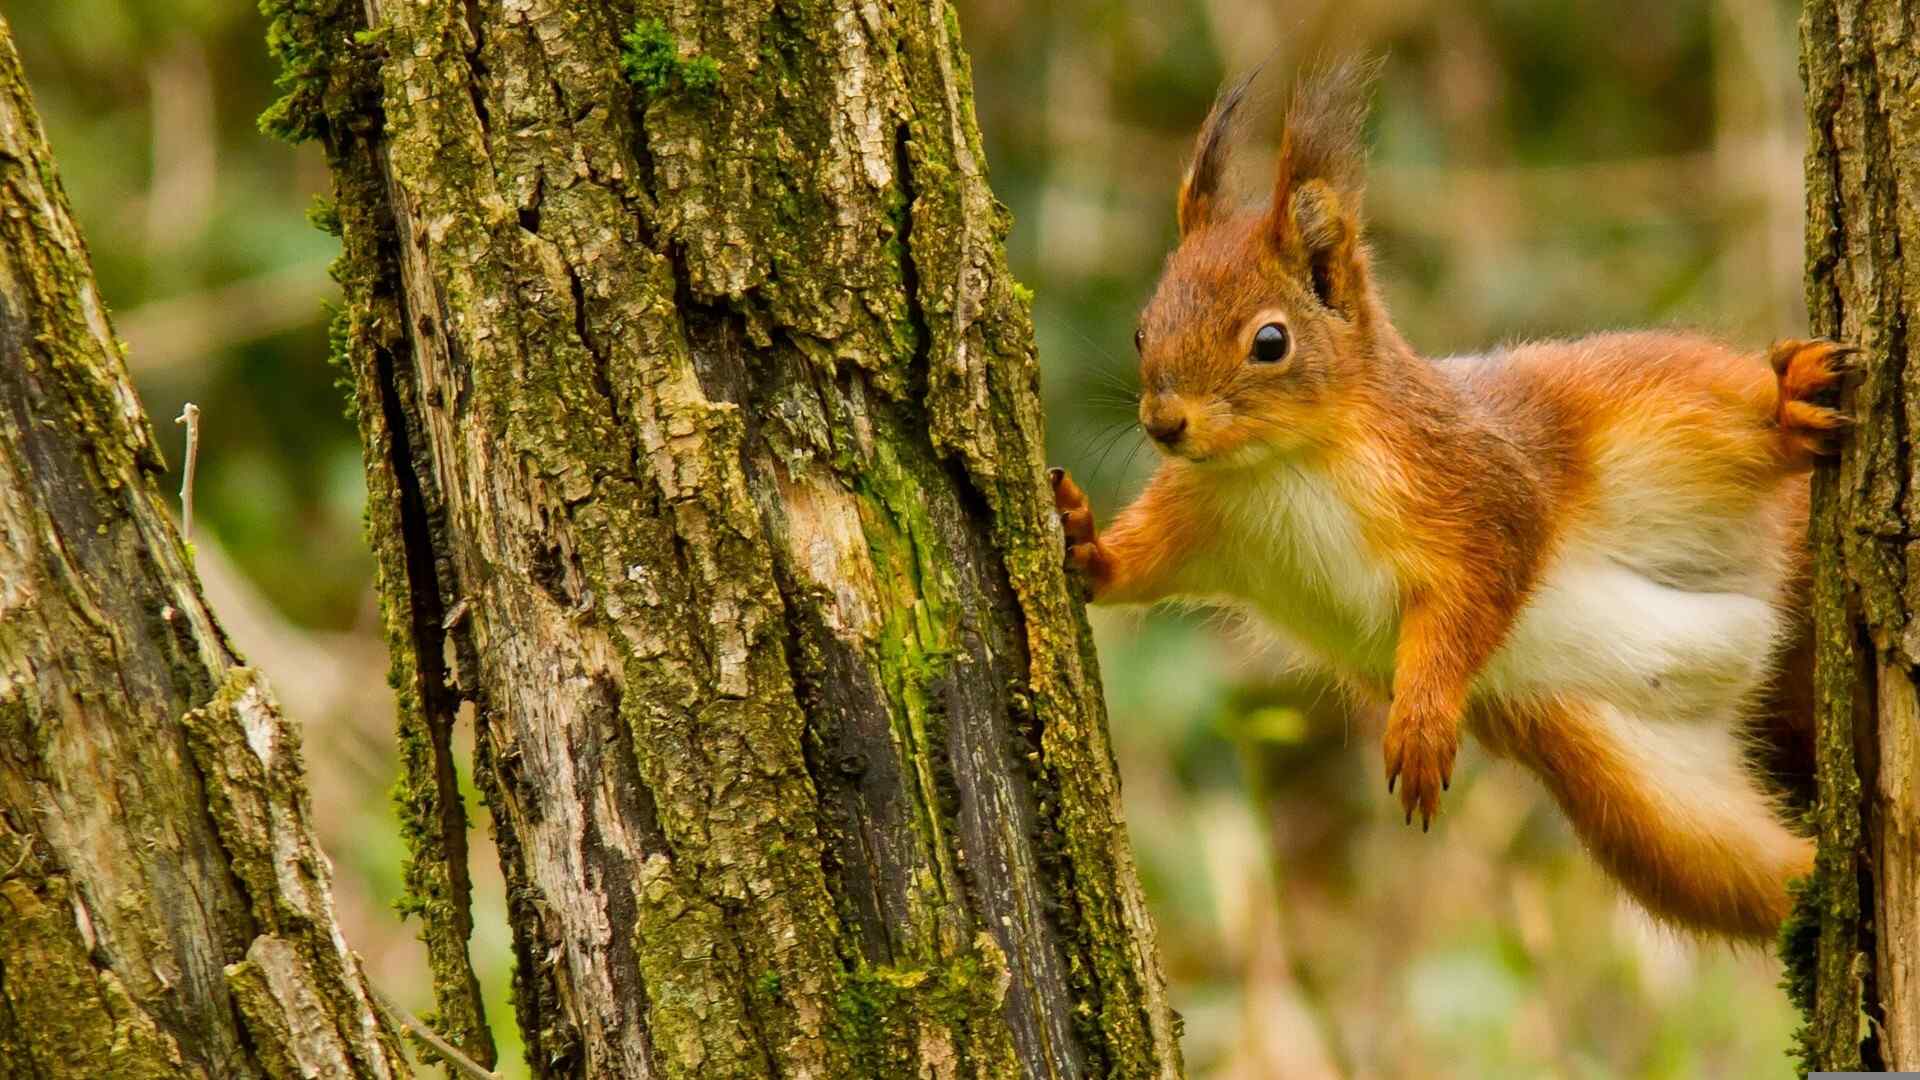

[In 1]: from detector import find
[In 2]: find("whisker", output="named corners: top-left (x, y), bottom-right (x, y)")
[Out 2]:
top-left (1087, 375), bottom-right (1140, 407)
top-left (1072, 414), bottom-right (1135, 459)
top-left (1070, 412), bottom-right (1135, 468)
top-left (1089, 423), bottom-right (1145, 486)
top-left (1041, 319), bottom-right (1152, 489)
top-left (1118, 429), bottom-right (1152, 481)
top-left (1059, 320), bottom-right (1130, 371)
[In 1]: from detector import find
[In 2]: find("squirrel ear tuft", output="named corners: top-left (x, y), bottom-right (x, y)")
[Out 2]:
top-left (1271, 57), bottom-right (1379, 216)
top-left (1268, 57), bottom-right (1381, 311)
top-left (1177, 65), bottom-right (1264, 237)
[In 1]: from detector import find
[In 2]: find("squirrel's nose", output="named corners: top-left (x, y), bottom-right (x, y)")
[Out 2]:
top-left (1145, 414), bottom-right (1188, 445)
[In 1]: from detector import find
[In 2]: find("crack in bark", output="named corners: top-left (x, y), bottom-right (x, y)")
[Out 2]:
top-left (894, 120), bottom-right (933, 400)
top-left (569, 673), bottom-right (659, 1076)
top-left (372, 334), bottom-right (494, 1065)
top-left (459, 0), bottom-right (493, 142)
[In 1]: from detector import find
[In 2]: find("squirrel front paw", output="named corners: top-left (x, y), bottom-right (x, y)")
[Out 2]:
top-left (1048, 467), bottom-right (1112, 592)
top-left (1770, 338), bottom-right (1857, 461)
top-left (1382, 704), bottom-right (1458, 831)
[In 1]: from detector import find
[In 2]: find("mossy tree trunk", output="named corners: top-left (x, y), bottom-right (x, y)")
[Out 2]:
top-left (265, 0), bottom-right (1180, 1077)
top-left (1791, 0), bottom-right (1920, 1071)
top-left (0, 15), bottom-right (408, 1079)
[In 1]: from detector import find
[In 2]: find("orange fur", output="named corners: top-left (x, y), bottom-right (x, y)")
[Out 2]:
top-left (1050, 64), bottom-right (1852, 940)
top-left (1478, 696), bottom-right (1814, 938)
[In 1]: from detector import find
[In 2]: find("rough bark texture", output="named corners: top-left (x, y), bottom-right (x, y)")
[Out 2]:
top-left (0, 14), bottom-right (408, 1079)
top-left (265, 0), bottom-right (1181, 1077)
top-left (1790, 0), bottom-right (1920, 1071)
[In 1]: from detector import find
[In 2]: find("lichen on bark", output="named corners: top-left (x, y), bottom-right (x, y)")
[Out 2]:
top-left (0, 11), bottom-right (405, 1076)
top-left (266, 0), bottom-right (1181, 1076)
top-left (1791, 0), bottom-right (1920, 1072)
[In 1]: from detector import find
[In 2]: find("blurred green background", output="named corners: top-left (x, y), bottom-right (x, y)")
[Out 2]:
top-left (8, 0), bottom-right (1807, 1076)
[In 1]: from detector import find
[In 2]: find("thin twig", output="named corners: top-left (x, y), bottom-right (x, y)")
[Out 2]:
top-left (368, 983), bottom-right (500, 1080)
top-left (174, 402), bottom-right (199, 541)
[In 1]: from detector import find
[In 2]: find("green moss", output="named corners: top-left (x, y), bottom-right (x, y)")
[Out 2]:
top-left (258, 0), bottom-right (362, 143)
top-left (620, 20), bottom-right (719, 99)
top-left (624, 843), bottom-right (773, 1075)
top-left (322, 301), bottom-right (357, 421)
top-left (832, 946), bottom-right (1008, 1073)
top-left (1779, 873), bottom-right (1821, 1074)
top-left (833, 966), bottom-right (916, 1074)
top-left (384, 651), bottom-right (494, 1062)
top-left (853, 430), bottom-right (968, 872)
top-left (0, 877), bottom-right (183, 1080)
top-left (306, 195), bottom-right (341, 236)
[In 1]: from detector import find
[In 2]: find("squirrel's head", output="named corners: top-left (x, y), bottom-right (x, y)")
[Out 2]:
top-left (1135, 60), bottom-right (1386, 466)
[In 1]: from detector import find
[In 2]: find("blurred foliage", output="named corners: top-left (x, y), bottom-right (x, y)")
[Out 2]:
top-left (8, 0), bottom-right (360, 629)
top-left (10, 0), bottom-right (1806, 1075)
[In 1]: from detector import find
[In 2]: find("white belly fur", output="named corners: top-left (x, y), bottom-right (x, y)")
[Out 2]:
top-left (1197, 468), bottom-right (1784, 719)
top-left (1192, 465), bottom-right (1399, 679)
top-left (1483, 554), bottom-right (1782, 720)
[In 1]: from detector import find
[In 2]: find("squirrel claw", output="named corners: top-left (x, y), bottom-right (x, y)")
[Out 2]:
top-left (1771, 338), bottom-right (1859, 460)
top-left (1769, 337), bottom-right (1856, 377)
top-left (1049, 466), bottom-right (1110, 591)
top-left (1382, 712), bottom-right (1456, 830)
top-left (1050, 468), bottom-right (1097, 547)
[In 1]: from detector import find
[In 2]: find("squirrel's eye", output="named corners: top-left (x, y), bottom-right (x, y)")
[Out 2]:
top-left (1133, 328), bottom-right (1145, 353)
top-left (1251, 322), bottom-right (1291, 364)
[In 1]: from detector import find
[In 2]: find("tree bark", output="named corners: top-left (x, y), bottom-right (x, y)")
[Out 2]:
top-left (266, 0), bottom-right (1181, 1077)
top-left (1790, 0), bottom-right (1920, 1071)
top-left (0, 15), bottom-right (408, 1079)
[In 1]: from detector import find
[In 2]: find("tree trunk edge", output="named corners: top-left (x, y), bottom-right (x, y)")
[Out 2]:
top-left (1791, 0), bottom-right (1920, 1071)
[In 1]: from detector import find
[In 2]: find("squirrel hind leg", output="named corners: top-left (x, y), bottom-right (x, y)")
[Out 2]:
top-left (1515, 698), bottom-right (1813, 941)
top-left (1769, 338), bottom-right (1857, 464)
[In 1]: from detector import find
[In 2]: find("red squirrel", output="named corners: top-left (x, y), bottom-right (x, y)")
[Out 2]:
top-left (1049, 61), bottom-right (1850, 941)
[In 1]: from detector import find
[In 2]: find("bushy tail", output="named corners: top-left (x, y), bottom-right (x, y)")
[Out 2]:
top-left (1513, 698), bottom-right (1812, 940)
